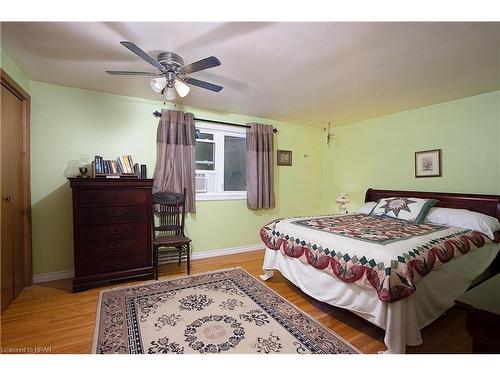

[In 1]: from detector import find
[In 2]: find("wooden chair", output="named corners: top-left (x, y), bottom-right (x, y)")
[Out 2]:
top-left (152, 189), bottom-right (191, 279)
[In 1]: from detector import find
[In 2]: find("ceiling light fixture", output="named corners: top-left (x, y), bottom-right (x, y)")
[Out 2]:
top-left (150, 77), bottom-right (167, 93)
top-left (164, 85), bottom-right (176, 101)
top-left (174, 79), bottom-right (190, 98)
top-left (155, 78), bottom-right (190, 101)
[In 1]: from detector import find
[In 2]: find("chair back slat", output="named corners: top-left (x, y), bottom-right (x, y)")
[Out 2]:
top-left (156, 224), bottom-right (180, 232)
top-left (152, 189), bottom-right (186, 239)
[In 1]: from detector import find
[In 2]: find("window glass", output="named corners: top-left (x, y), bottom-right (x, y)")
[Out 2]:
top-left (195, 141), bottom-right (215, 171)
top-left (224, 136), bottom-right (247, 191)
top-left (195, 163), bottom-right (214, 171)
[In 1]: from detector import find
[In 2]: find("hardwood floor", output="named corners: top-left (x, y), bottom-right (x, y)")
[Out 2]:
top-left (0, 249), bottom-right (473, 354)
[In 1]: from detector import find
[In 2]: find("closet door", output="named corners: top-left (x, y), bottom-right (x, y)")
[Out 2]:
top-left (1, 81), bottom-right (25, 312)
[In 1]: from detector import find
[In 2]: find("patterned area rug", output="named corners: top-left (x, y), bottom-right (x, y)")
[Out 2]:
top-left (92, 268), bottom-right (358, 354)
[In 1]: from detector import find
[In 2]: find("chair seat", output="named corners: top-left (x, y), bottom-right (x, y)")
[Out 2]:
top-left (153, 235), bottom-right (191, 246)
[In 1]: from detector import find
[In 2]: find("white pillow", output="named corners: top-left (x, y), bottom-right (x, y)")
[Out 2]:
top-left (370, 197), bottom-right (437, 224)
top-left (425, 207), bottom-right (500, 240)
top-left (356, 201), bottom-right (377, 214)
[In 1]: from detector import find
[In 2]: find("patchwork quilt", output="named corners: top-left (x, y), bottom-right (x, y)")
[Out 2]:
top-left (260, 213), bottom-right (490, 303)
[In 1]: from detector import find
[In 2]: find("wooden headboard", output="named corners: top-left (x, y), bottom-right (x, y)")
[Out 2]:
top-left (365, 188), bottom-right (500, 221)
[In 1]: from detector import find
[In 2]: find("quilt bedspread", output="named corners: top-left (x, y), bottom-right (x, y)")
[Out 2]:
top-left (260, 214), bottom-right (490, 303)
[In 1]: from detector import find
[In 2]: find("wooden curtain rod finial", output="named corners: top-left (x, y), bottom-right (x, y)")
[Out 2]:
top-left (152, 111), bottom-right (278, 133)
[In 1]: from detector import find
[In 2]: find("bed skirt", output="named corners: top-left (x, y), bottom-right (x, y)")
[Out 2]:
top-left (262, 243), bottom-right (499, 353)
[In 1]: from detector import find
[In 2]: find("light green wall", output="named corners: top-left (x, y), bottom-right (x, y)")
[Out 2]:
top-left (323, 91), bottom-right (500, 213)
top-left (0, 48), bottom-right (30, 93)
top-left (3, 49), bottom-right (499, 276)
top-left (30, 82), bottom-right (325, 274)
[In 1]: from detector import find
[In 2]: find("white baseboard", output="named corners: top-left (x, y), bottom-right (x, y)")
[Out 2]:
top-left (192, 243), bottom-right (263, 260)
top-left (32, 243), bottom-right (264, 284)
top-left (32, 269), bottom-right (75, 284)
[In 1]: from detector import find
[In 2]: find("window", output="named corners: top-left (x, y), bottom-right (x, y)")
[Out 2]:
top-left (195, 122), bottom-right (247, 200)
top-left (195, 133), bottom-right (215, 171)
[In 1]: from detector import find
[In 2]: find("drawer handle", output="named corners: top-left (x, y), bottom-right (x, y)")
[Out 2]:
top-left (109, 227), bottom-right (121, 235)
top-left (109, 244), bottom-right (121, 251)
top-left (109, 210), bottom-right (121, 217)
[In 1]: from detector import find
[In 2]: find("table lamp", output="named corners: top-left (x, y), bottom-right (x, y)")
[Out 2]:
top-left (336, 193), bottom-right (351, 214)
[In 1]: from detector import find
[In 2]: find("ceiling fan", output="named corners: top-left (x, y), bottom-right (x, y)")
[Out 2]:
top-left (106, 41), bottom-right (223, 101)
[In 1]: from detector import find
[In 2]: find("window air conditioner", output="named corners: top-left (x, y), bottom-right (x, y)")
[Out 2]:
top-left (195, 173), bottom-right (207, 193)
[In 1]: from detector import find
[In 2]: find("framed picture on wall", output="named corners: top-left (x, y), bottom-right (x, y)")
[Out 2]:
top-left (415, 149), bottom-right (442, 178)
top-left (277, 150), bottom-right (292, 166)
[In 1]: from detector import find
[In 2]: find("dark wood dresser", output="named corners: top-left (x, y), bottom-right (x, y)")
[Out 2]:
top-left (69, 178), bottom-right (155, 292)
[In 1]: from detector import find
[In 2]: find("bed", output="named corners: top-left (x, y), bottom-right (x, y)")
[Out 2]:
top-left (260, 188), bottom-right (500, 353)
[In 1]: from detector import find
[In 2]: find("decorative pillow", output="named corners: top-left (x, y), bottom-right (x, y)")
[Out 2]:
top-left (425, 207), bottom-right (500, 240)
top-left (370, 197), bottom-right (438, 224)
top-left (356, 201), bottom-right (377, 214)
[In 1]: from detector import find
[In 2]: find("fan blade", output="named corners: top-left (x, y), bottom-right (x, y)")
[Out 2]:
top-left (106, 70), bottom-right (161, 76)
top-left (181, 56), bottom-right (221, 74)
top-left (184, 77), bottom-right (223, 92)
top-left (120, 41), bottom-right (166, 72)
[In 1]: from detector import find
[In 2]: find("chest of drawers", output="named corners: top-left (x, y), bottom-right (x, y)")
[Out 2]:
top-left (69, 178), bottom-right (155, 292)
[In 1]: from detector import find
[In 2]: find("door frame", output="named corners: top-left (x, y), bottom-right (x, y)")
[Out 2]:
top-left (1, 68), bottom-right (32, 286)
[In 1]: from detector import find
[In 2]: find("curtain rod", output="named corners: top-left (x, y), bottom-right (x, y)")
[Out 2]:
top-left (153, 111), bottom-right (278, 133)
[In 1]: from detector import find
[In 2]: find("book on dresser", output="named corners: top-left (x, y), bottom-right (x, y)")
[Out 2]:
top-left (92, 154), bottom-right (140, 178)
top-left (69, 177), bottom-right (155, 292)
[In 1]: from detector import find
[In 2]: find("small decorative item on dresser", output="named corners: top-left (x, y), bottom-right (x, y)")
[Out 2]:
top-left (78, 154), bottom-right (89, 178)
top-left (415, 149), bottom-right (441, 178)
top-left (78, 166), bottom-right (89, 178)
top-left (336, 192), bottom-right (351, 214)
top-left (277, 150), bottom-right (292, 166)
top-left (140, 164), bottom-right (147, 178)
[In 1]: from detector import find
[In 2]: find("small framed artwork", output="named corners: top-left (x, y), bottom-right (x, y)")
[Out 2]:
top-left (415, 149), bottom-right (442, 178)
top-left (277, 150), bottom-right (292, 166)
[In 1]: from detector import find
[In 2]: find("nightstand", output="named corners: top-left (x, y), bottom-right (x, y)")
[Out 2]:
top-left (455, 274), bottom-right (500, 353)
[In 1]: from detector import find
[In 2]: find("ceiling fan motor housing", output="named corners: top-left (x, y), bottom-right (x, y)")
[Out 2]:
top-left (158, 52), bottom-right (184, 72)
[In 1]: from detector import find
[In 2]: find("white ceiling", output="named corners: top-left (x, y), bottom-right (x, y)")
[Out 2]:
top-left (1, 22), bottom-right (499, 127)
